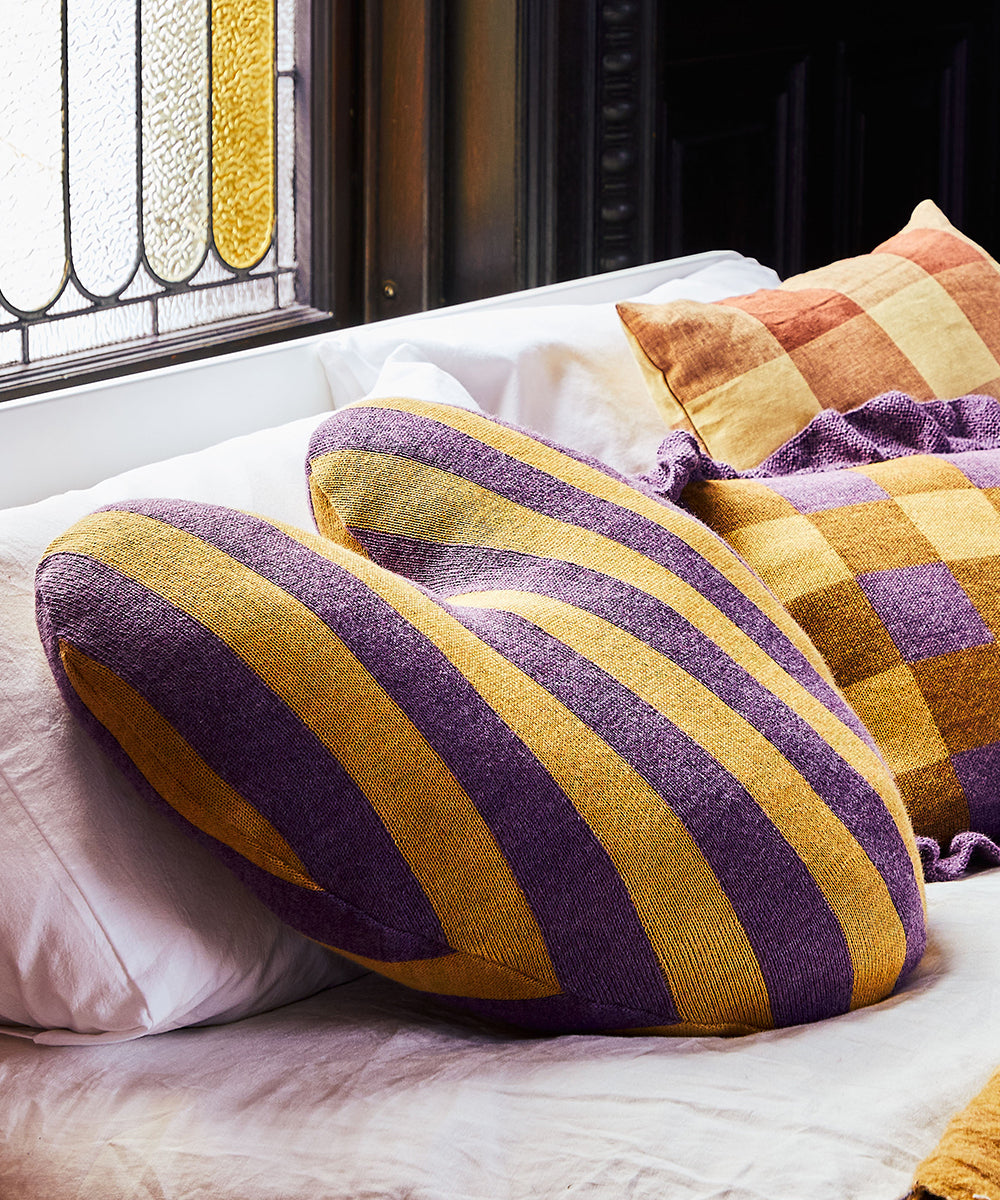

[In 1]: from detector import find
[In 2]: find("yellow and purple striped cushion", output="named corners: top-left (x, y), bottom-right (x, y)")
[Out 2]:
top-left (618, 200), bottom-right (1000, 468)
top-left (36, 399), bottom-right (925, 1035)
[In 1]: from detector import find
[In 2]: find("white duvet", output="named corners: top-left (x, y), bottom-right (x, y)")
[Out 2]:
top-left (1, 871), bottom-right (996, 1200)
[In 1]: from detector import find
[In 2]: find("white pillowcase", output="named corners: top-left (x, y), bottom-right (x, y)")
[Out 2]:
top-left (316, 257), bottom-right (781, 473)
top-left (0, 414), bottom-right (364, 1046)
top-left (361, 347), bottom-right (483, 412)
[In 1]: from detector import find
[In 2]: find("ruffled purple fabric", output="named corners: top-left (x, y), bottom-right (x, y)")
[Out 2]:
top-left (918, 833), bottom-right (1000, 883)
top-left (636, 391), bottom-right (1000, 504)
top-left (634, 391), bottom-right (1000, 884)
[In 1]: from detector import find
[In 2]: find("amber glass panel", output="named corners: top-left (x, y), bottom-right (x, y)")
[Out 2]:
top-left (211, 0), bottom-right (276, 270)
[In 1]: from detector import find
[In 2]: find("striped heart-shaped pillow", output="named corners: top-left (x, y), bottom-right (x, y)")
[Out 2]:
top-left (36, 399), bottom-right (925, 1034)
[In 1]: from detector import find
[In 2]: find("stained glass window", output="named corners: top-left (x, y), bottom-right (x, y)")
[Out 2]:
top-left (0, 0), bottom-right (312, 387)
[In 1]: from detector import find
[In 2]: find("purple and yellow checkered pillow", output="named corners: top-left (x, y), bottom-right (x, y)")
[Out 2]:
top-left (618, 200), bottom-right (1000, 468)
top-left (35, 400), bottom-right (925, 1035)
top-left (683, 450), bottom-right (1000, 849)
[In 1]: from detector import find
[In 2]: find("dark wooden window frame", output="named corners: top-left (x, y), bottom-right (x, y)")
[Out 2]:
top-left (362, 0), bottom-right (659, 319)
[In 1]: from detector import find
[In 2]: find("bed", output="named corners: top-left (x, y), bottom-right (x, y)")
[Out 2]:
top-left (4, 201), bottom-right (1000, 1200)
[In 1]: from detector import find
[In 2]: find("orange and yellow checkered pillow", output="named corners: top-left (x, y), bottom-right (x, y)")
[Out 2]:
top-left (683, 449), bottom-right (1000, 848)
top-left (619, 201), bottom-right (1000, 468)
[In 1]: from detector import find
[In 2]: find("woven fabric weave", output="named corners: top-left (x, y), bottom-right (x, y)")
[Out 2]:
top-left (618, 200), bottom-right (1000, 468)
top-left (683, 448), bottom-right (1000, 850)
top-left (36, 399), bottom-right (925, 1035)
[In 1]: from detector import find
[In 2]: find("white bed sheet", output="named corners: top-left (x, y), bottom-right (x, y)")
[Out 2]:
top-left (2, 871), bottom-right (996, 1200)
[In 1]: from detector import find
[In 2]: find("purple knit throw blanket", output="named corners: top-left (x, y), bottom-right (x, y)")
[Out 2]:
top-left (636, 390), bottom-right (1000, 504)
top-left (635, 391), bottom-right (1000, 883)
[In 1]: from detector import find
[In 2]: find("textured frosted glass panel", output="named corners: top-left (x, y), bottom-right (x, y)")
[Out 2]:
top-left (142, 0), bottom-right (210, 283)
top-left (277, 75), bottom-right (296, 268)
top-left (278, 273), bottom-right (297, 306)
top-left (158, 279), bottom-right (275, 332)
top-left (118, 266), bottom-right (165, 301)
top-left (46, 281), bottom-right (91, 316)
top-left (0, 330), bottom-right (22, 366)
top-left (212, 0), bottom-right (276, 269)
top-left (277, 0), bottom-right (295, 71)
top-left (68, 0), bottom-right (139, 298)
top-left (0, 0), bottom-right (67, 313)
top-left (251, 247), bottom-right (276, 274)
top-left (30, 304), bottom-right (153, 360)
top-left (190, 254), bottom-right (237, 285)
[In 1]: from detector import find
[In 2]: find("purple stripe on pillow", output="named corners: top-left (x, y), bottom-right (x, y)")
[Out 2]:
top-left (307, 400), bottom-right (633, 488)
top-left (107, 500), bottom-right (680, 1020)
top-left (348, 532), bottom-right (924, 974)
top-left (309, 405), bottom-right (805, 638)
top-left (37, 553), bottom-right (450, 962)
top-left (351, 531), bottom-right (851, 717)
top-left (455, 604), bottom-right (856, 1025)
top-left (345, 511), bottom-right (849, 716)
top-left (309, 406), bottom-right (680, 552)
top-left (443, 986), bottom-right (689, 1035)
top-left (313, 405), bottom-right (860, 704)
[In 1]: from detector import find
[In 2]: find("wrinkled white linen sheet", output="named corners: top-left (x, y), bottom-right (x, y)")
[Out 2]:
top-left (1, 871), bottom-right (996, 1200)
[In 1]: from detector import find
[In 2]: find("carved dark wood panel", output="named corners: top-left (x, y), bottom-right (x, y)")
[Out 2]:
top-left (826, 31), bottom-right (971, 260)
top-left (659, 48), bottom-right (810, 277)
top-left (594, 1), bottom-right (656, 274)
top-left (654, 1), bottom-right (1000, 273)
top-left (527, 0), bottom-right (657, 287)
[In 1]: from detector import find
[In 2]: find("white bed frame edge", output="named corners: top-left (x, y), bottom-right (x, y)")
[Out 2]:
top-left (0, 251), bottom-right (739, 509)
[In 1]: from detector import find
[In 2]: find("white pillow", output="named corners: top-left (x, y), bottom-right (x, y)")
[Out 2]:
top-left (0, 414), bottom-right (364, 1046)
top-left (361, 346), bottom-right (483, 412)
top-left (316, 257), bottom-right (781, 473)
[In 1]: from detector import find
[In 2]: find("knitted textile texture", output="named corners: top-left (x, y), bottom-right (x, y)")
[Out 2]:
top-left (618, 199), bottom-right (1000, 468)
top-left (683, 447), bottom-right (1000, 853)
top-left (639, 392), bottom-right (1000, 503)
top-left (36, 399), bottom-right (925, 1035)
top-left (907, 1064), bottom-right (1000, 1200)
